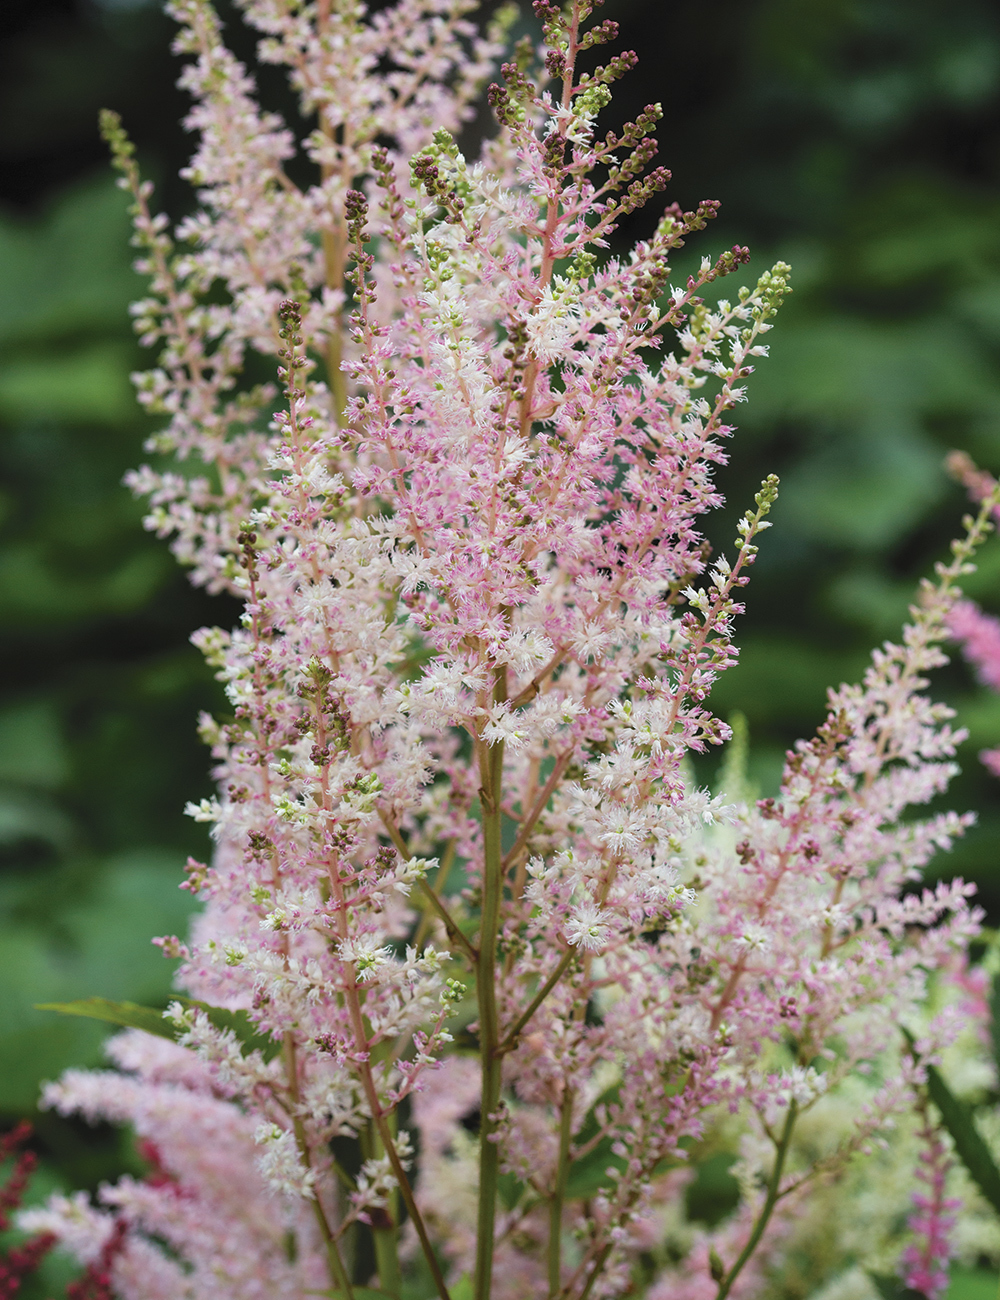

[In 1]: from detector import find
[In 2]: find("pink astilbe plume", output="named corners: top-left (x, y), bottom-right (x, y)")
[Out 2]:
top-left (946, 596), bottom-right (1000, 776)
top-left (947, 600), bottom-right (1000, 693)
top-left (21, 2), bottom-right (1000, 1299)
top-left (900, 1106), bottom-right (961, 1300)
top-left (944, 454), bottom-right (1000, 777)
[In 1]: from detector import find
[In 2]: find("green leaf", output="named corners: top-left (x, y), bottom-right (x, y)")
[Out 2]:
top-left (946, 1267), bottom-right (1000, 1299)
top-left (868, 1274), bottom-right (926, 1300)
top-left (448, 1277), bottom-right (473, 1300)
top-left (36, 996), bottom-right (282, 1062)
top-left (924, 1059), bottom-right (1000, 1217)
top-left (900, 1026), bottom-right (1000, 1217)
top-left (496, 1169), bottom-right (526, 1210)
top-left (564, 1135), bottom-right (626, 1199)
top-left (35, 997), bottom-right (175, 1038)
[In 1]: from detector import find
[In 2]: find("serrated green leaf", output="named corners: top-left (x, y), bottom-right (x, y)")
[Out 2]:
top-left (36, 995), bottom-right (282, 1062)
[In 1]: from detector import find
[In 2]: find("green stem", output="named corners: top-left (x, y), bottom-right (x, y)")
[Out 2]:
top-left (421, 876), bottom-right (478, 964)
top-left (474, 716), bottom-right (506, 1300)
top-left (372, 1228), bottom-right (402, 1300)
top-left (548, 1088), bottom-right (573, 1297)
top-left (715, 1102), bottom-right (797, 1300)
top-left (364, 1119), bottom-right (402, 1300)
top-left (312, 1200), bottom-right (355, 1299)
top-left (575, 1245), bottom-right (612, 1300)
top-left (413, 840), bottom-right (457, 951)
top-left (496, 950), bottom-right (575, 1057)
top-left (285, 1035), bottom-right (355, 1298)
top-left (363, 1062), bottom-right (450, 1300)
top-left (379, 813), bottom-right (475, 966)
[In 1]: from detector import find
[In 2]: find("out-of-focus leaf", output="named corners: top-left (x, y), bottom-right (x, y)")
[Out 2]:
top-left (868, 1274), bottom-right (926, 1300)
top-left (0, 179), bottom-right (139, 344)
top-left (0, 344), bottom-right (138, 425)
top-left (946, 1267), bottom-right (1000, 1298)
top-left (0, 790), bottom-right (74, 855)
top-left (37, 994), bottom-right (282, 1062)
top-left (35, 997), bottom-right (173, 1039)
top-left (496, 1170), bottom-right (525, 1210)
top-left (901, 1031), bottom-right (1000, 1219)
top-left (0, 700), bottom-right (69, 789)
top-left (924, 1060), bottom-right (1000, 1216)
top-left (0, 542), bottom-right (168, 624)
top-left (564, 1136), bottom-right (626, 1200)
top-left (0, 851), bottom-right (199, 1109)
top-left (686, 1152), bottom-right (741, 1227)
top-left (778, 419), bottom-right (944, 551)
top-left (304, 1290), bottom-right (391, 1299)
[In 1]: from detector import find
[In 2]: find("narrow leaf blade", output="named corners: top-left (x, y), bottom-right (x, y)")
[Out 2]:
top-left (925, 1061), bottom-right (1000, 1217)
top-left (37, 997), bottom-right (281, 1062)
top-left (868, 1274), bottom-right (925, 1300)
top-left (35, 998), bottom-right (175, 1039)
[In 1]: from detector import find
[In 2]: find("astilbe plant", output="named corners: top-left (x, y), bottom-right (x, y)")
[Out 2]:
top-left (20, 2), bottom-right (1000, 1298)
top-left (1, 1124), bottom-right (55, 1300)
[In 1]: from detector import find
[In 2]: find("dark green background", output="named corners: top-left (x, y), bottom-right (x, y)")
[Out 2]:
top-left (3, 0), bottom-right (1000, 1292)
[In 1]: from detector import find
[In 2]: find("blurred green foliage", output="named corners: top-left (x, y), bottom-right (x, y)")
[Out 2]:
top-left (0, 173), bottom-right (229, 1185)
top-left (609, 0), bottom-right (1000, 914)
top-left (3, 0), bottom-right (1000, 1290)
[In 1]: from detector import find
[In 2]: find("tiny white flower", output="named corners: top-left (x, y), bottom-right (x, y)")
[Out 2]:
top-left (735, 924), bottom-right (770, 952)
top-left (339, 933), bottom-right (392, 982)
top-left (482, 702), bottom-right (528, 751)
top-left (184, 797), bottom-right (221, 823)
top-left (565, 902), bottom-right (611, 953)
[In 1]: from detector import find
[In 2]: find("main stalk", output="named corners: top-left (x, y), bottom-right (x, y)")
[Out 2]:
top-left (474, 668), bottom-right (507, 1300)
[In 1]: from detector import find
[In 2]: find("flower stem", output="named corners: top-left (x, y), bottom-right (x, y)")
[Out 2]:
top-left (475, 710), bottom-right (506, 1300)
top-left (496, 950), bottom-right (575, 1057)
top-left (364, 1119), bottom-right (403, 1300)
top-left (715, 1102), bottom-right (797, 1300)
top-left (548, 1087), bottom-right (573, 1296)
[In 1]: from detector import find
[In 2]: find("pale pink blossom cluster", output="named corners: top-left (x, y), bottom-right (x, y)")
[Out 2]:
top-left (947, 599), bottom-right (1000, 777)
top-left (943, 451), bottom-right (1000, 777)
top-left (22, 2), bottom-right (1000, 1299)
